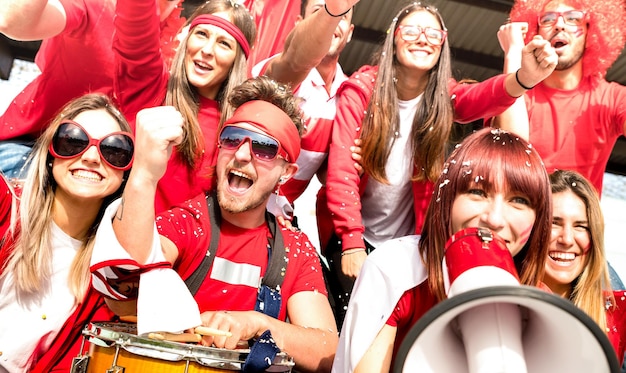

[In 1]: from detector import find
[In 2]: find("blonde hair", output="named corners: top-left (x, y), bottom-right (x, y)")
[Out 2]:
top-left (1, 94), bottom-right (130, 302)
top-left (549, 169), bottom-right (611, 333)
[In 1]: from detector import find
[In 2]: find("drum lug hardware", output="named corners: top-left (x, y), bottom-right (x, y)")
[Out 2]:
top-left (106, 345), bottom-right (125, 373)
top-left (70, 328), bottom-right (90, 373)
top-left (69, 356), bottom-right (89, 373)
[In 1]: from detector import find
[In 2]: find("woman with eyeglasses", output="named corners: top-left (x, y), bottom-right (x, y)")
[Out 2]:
top-left (322, 1), bottom-right (558, 329)
top-left (0, 93), bottom-right (134, 373)
top-left (113, 0), bottom-right (256, 213)
top-left (544, 169), bottom-right (626, 366)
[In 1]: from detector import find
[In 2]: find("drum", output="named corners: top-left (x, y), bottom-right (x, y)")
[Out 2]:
top-left (71, 322), bottom-right (294, 373)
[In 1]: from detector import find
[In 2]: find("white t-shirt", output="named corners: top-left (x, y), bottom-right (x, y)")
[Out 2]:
top-left (0, 222), bottom-right (80, 372)
top-left (361, 95), bottom-right (421, 248)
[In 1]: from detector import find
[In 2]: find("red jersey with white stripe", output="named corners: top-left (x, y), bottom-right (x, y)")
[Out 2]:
top-left (156, 193), bottom-right (328, 321)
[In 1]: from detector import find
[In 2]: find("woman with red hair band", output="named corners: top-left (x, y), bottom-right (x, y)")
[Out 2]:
top-left (332, 128), bottom-right (552, 372)
top-left (112, 0), bottom-right (256, 212)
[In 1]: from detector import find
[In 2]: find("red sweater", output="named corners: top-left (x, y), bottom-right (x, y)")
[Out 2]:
top-left (607, 290), bottom-right (626, 365)
top-left (325, 65), bottom-right (517, 251)
top-left (114, 0), bottom-right (219, 212)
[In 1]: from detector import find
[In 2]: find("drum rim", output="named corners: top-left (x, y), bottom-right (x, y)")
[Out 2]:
top-left (83, 322), bottom-right (295, 369)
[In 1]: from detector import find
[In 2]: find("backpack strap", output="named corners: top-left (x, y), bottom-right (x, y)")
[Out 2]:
top-left (261, 211), bottom-right (287, 290)
top-left (182, 193), bottom-right (288, 372)
top-left (184, 193), bottom-right (221, 295)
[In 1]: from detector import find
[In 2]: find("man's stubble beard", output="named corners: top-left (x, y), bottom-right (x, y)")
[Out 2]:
top-left (217, 188), bottom-right (273, 215)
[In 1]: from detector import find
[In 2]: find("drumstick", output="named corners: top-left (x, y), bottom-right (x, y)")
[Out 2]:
top-left (148, 332), bottom-right (202, 343)
top-left (195, 326), bottom-right (233, 338)
top-left (119, 315), bottom-right (138, 323)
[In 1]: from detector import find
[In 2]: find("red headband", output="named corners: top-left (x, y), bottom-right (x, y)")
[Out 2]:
top-left (189, 14), bottom-right (250, 58)
top-left (223, 100), bottom-right (300, 162)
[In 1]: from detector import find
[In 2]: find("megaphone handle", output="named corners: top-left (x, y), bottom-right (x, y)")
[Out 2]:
top-left (456, 303), bottom-right (528, 373)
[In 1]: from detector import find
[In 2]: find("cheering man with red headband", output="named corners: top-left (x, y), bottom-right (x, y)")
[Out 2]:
top-left (91, 76), bottom-right (338, 373)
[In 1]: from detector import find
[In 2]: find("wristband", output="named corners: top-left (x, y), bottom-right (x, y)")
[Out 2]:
top-left (515, 69), bottom-right (535, 90)
top-left (341, 248), bottom-right (366, 256)
top-left (324, 3), bottom-right (351, 17)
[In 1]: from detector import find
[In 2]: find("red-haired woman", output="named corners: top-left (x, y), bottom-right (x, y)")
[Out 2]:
top-left (333, 127), bottom-right (552, 372)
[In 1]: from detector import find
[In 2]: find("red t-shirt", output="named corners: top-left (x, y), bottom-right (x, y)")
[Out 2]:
top-left (385, 281), bottom-right (438, 366)
top-left (525, 77), bottom-right (626, 194)
top-left (0, 0), bottom-right (183, 141)
top-left (607, 290), bottom-right (626, 365)
top-left (0, 0), bottom-right (115, 140)
top-left (156, 193), bottom-right (328, 321)
top-left (0, 176), bottom-right (12, 245)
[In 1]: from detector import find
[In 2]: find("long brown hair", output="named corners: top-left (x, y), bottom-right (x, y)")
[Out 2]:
top-left (549, 169), bottom-right (611, 333)
top-left (166, 0), bottom-right (256, 168)
top-left (360, 2), bottom-right (453, 183)
top-left (419, 128), bottom-right (551, 301)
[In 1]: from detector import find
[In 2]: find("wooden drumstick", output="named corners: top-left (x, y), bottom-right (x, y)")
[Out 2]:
top-left (194, 326), bottom-right (233, 338)
top-left (148, 332), bottom-right (202, 343)
top-left (119, 315), bottom-right (138, 323)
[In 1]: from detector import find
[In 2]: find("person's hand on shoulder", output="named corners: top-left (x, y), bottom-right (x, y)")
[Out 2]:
top-left (351, 138), bottom-right (364, 177)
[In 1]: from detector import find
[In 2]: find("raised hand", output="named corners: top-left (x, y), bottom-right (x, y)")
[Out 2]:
top-left (133, 106), bottom-right (184, 184)
top-left (324, 0), bottom-right (361, 17)
top-left (518, 35), bottom-right (558, 89)
top-left (497, 22), bottom-right (528, 56)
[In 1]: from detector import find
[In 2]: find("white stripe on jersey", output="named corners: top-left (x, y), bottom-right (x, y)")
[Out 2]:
top-left (210, 257), bottom-right (262, 288)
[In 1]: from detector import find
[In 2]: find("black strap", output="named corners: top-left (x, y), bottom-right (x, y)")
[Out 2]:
top-left (184, 192), bottom-right (286, 295)
top-left (263, 211), bottom-right (286, 290)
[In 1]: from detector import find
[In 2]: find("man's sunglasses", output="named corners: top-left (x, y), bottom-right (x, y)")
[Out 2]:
top-left (49, 120), bottom-right (134, 170)
top-left (538, 10), bottom-right (586, 27)
top-left (218, 126), bottom-right (288, 162)
top-left (395, 25), bottom-right (447, 46)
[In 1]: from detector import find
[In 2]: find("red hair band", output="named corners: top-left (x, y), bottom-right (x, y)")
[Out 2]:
top-left (223, 100), bottom-right (301, 162)
top-left (189, 14), bottom-right (250, 59)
